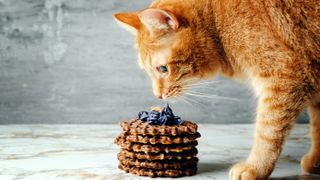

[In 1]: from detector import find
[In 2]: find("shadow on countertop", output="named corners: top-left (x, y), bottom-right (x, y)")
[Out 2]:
top-left (197, 162), bottom-right (320, 180)
top-left (270, 174), bottom-right (320, 180)
top-left (197, 162), bottom-right (233, 174)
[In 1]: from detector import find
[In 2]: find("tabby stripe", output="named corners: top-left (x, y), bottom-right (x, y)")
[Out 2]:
top-left (314, 102), bottom-right (320, 109)
top-left (267, 103), bottom-right (287, 111)
top-left (175, 72), bottom-right (188, 82)
top-left (257, 123), bottom-right (287, 139)
top-left (266, 85), bottom-right (290, 94)
top-left (274, 72), bottom-right (293, 79)
top-left (258, 71), bottom-right (294, 79)
top-left (259, 72), bottom-right (271, 78)
top-left (262, 96), bottom-right (289, 104)
top-left (259, 117), bottom-right (295, 133)
top-left (256, 130), bottom-right (284, 150)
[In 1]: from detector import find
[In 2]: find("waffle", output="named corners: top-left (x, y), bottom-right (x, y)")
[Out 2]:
top-left (119, 164), bottom-right (197, 177)
top-left (114, 106), bottom-right (200, 178)
top-left (118, 154), bottom-right (199, 170)
top-left (118, 132), bottom-right (201, 145)
top-left (115, 136), bottom-right (198, 153)
top-left (119, 148), bottom-right (198, 160)
top-left (120, 119), bottom-right (198, 136)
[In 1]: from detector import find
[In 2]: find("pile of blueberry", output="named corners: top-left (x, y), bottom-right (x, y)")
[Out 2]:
top-left (138, 104), bottom-right (183, 125)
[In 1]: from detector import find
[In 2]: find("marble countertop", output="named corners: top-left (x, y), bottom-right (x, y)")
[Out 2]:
top-left (0, 124), bottom-right (319, 180)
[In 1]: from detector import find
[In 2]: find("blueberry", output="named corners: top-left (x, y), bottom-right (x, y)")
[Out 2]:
top-left (138, 111), bottom-right (149, 121)
top-left (138, 104), bottom-right (182, 126)
top-left (174, 116), bottom-right (183, 125)
top-left (158, 115), bottom-right (168, 125)
top-left (149, 111), bottom-right (160, 119)
top-left (148, 118), bottom-right (159, 125)
top-left (162, 103), bottom-right (174, 116)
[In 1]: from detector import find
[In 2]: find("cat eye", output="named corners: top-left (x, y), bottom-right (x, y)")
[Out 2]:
top-left (157, 65), bottom-right (168, 73)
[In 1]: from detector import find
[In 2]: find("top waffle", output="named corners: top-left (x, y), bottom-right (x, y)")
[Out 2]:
top-left (120, 119), bottom-right (198, 136)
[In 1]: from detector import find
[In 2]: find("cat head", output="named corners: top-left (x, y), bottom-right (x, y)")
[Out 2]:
top-left (114, 7), bottom-right (224, 99)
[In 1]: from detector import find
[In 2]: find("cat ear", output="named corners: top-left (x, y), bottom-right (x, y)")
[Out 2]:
top-left (113, 12), bottom-right (141, 34)
top-left (139, 8), bottom-right (179, 32)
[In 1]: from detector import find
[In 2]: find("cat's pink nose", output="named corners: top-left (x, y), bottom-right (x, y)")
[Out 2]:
top-left (156, 94), bottom-right (163, 99)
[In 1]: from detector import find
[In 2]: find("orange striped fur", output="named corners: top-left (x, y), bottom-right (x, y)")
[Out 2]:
top-left (114, 0), bottom-right (320, 179)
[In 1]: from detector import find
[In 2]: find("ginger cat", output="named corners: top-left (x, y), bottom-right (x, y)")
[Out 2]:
top-left (114, 0), bottom-right (320, 179)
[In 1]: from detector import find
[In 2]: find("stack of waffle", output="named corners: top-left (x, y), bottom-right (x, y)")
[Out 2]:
top-left (115, 119), bottom-right (201, 177)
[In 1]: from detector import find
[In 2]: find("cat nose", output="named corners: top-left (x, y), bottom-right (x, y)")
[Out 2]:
top-left (156, 94), bottom-right (163, 99)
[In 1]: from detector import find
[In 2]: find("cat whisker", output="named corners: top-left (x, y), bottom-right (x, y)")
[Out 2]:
top-left (183, 83), bottom-right (217, 89)
top-left (183, 94), bottom-right (208, 108)
top-left (179, 95), bottom-right (193, 106)
top-left (185, 91), bottom-right (240, 101)
top-left (166, 97), bottom-right (176, 103)
top-left (185, 80), bottom-right (225, 86)
top-left (183, 86), bottom-right (217, 91)
top-left (183, 82), bottom-right (223, 90)
top-left (178, 79), bottom-right (223, 88)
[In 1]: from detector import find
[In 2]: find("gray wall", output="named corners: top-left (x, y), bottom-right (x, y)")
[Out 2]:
top-left (0, 0), bottom-right (308, 124)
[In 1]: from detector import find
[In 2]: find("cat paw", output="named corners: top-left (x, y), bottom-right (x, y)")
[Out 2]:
top-left (301, 153), bottom-right (320, 174)
top-left (229, 163), bottom-right (258, 180)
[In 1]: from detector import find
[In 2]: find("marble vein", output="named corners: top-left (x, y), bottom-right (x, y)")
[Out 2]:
top-left (0, 124), bottom-right (319, 180)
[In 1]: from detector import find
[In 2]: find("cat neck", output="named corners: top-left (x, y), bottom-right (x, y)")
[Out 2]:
top-left (190, 0), bottom-right (237, 78)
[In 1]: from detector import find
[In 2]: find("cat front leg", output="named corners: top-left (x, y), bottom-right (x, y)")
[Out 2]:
top-left (229, 80), bottom-right (307, 180)
top-left (301, 97), bottom-right (320, 174)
